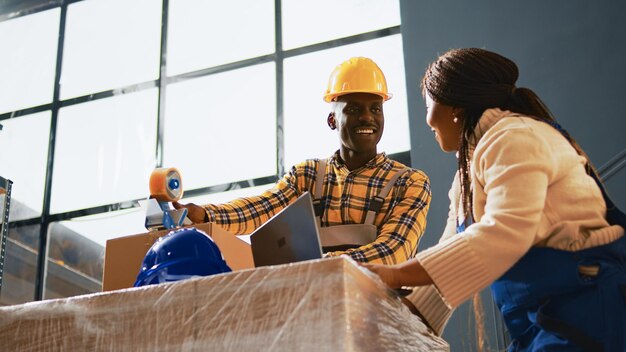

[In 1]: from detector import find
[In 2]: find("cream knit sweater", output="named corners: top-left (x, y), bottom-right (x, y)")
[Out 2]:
top-left (408, 108), bottom-right (624, 335)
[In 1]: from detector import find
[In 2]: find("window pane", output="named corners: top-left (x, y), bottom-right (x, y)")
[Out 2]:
top-left (163, 63), bottom-right (277, 190)
top-left (0, 9), bottom-right (59, 114)
top-left (283, 35), bottom-right (410, 168)
top-left (182, 184), bottom-right (274, 205)
top-left (45, 221), bottom-right (103, 299)
top-left (56, 208), bottom-right (147, 248)
top-left (51, 89), bottom-right (158, 214)
top-left (167, 0), bottom-right (275, 76)
top-left (44, 208), bottom-right (147, 299)
top-left (281, 0), bottom-right (400, 50)
top-left (1, 224), bottom-right (40, 305)
top-left (61, 0), bottom-right (162, 99)
top-left (0, 112), bottom-right (51, 221)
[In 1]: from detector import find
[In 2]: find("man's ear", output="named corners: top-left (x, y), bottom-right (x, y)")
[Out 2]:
top-left (327, 112), bottom-right (337, 130)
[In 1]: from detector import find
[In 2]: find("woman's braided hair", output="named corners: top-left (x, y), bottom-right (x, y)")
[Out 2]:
top-left (421, 47), bottom-right (577, 221)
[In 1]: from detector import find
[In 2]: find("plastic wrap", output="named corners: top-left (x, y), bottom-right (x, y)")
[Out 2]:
top-left (0, 257), bottom-right (449, 351)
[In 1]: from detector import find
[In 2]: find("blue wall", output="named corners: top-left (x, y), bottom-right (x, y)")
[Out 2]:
top-left (400, 1), bottom-right (626, 350)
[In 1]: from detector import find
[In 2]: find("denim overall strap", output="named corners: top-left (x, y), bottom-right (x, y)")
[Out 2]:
top-left (312, 159), bottom-right (328, 226)
top-left (312, 160), bottom-right (408, 252)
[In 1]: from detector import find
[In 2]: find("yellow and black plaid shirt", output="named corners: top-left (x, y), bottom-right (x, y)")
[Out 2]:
top-left (204, 151), bottom-right (431, 264)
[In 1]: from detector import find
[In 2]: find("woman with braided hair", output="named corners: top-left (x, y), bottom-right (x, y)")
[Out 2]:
top-left (363, 48), bottom-right (625, 351)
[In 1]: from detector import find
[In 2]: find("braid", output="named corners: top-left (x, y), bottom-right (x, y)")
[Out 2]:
top-left (456, 114), bottom-right (474, 223)
top-left (421, 48), bottom-right (596, 219)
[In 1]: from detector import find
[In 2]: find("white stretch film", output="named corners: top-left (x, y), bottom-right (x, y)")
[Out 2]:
top-left (0, 257), bottom-right (448, 351)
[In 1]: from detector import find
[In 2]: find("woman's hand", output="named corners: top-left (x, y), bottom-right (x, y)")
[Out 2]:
top-left (360, 263), bottom-right (403, 288)
top-left (360, 259), bottom-right (434, 288)
top-left (172, 202), bottom-right (207, 224)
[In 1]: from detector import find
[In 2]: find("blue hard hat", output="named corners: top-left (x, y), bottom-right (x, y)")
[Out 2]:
top-left (134, 227), bottom-right (232, 287)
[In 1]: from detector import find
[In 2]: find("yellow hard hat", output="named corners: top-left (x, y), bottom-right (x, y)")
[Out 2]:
top-left (323, 57), bottom-right (392, 103)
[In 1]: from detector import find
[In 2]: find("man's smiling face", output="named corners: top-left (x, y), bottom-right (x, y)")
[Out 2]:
top-left (332, 92), bottom-right (385, 158)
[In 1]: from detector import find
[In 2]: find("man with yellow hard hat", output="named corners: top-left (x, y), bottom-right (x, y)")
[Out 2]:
top-left (175, 57), bottom-right (431, 264)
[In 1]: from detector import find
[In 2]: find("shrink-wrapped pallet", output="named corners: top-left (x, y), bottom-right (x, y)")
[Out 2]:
top-left (0, 257), bottom-right (448, 351)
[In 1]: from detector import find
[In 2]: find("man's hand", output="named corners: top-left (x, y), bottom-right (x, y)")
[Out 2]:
top-left (172, 202), bottom-right (207, 223)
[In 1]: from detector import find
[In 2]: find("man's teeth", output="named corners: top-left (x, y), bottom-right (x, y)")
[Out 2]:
top-left (355, 128), bottom-right (374, 134)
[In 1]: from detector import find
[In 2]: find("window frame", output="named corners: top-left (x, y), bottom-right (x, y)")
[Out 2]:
top-left (0, 0), bottom-right (405, 301)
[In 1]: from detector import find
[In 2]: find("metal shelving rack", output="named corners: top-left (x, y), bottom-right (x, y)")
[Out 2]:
top-left (0, 176), bottom-right (13, 295)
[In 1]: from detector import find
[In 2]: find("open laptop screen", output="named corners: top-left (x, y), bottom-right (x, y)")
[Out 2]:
top-left (250, 192), bottom-right (323, 267)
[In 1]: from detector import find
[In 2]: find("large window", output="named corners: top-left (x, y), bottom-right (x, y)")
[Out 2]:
top-left (281, 0), bottom-right (400, 50)
top-left (0, 0), bottom-right (407, 303)
top-left (51, 89), bottom-right (159, 214)
top-left (0, 112), bottom-right (51, 221)
top-left (163, 63), bottom-right (277, 188)
top-left (60, 0), bottom-right (162, 99)
top-left (166, 0), bottom-right (275, 75)
top-left (0, 9), bottom-right (59, 114)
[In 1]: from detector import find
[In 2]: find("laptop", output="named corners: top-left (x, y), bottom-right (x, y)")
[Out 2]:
top-left (250, 192), bottom-right (323, 267)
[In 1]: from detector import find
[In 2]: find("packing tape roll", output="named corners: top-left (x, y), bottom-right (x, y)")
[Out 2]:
top-left (149, 167), bottom-right (184, 202)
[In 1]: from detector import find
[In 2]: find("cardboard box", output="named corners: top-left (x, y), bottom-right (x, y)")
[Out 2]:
top-left (0, 257), bottom-right (449, 351)
top-left (102, 223), bottom-right (254, 291)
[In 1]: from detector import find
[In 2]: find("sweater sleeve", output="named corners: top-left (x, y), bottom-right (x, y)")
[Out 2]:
top-left (405, 285), bottom-right (453, 336)
top-left (417, 126), bottom-right (554, 308)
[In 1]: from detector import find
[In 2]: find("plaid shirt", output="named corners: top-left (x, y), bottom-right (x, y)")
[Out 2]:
top-left (204, 151), bottom-right (431, 264)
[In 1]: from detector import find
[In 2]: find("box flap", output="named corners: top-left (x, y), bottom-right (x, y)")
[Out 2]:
top-left (103, 223), bottom-right (253, 291)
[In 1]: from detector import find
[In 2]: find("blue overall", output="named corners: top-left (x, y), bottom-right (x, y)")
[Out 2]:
top-left (457, 216), bottom-right (626, 351)
top-left (490, 235), bottom-right (626, 351)
top-left (455, 120), bottom-right (626, 351)
top-left (456, 169), bottom-right (626, 351)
